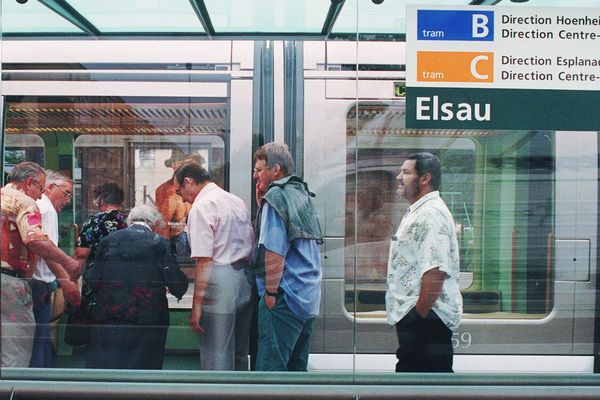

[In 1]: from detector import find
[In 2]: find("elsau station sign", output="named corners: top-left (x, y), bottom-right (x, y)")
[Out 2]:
top-left (406, 6), bottom-right (600, 130)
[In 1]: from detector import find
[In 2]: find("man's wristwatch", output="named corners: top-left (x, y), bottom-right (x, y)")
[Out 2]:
top-left (265, 289), bottom-right (278, 297)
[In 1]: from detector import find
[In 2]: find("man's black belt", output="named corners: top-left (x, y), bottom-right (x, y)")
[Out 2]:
top-left (1, 267), bottom-right (23, 278)
top-left (231, 260), bottom-right (248, 270)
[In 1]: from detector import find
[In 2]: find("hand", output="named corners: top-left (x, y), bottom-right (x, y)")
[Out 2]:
top-left (189, 303), bottom-right (204, 334)
top-left (414, 303), bottom-right (428, 319)
top-left (256, 186), bottom-right (266, 206)
top-left (60, 280), bottom-right (81, 305)
top-left (265, 293), bottom-right (276, 309)
top-left (66, 257), bottom-right (82, 280)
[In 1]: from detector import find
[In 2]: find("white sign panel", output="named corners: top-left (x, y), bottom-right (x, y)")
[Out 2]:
top-left (406, 5), bottom-right (600, 91)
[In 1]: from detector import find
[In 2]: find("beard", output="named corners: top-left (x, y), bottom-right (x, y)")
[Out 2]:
top-left (398, 181), bottom-right (420, 203)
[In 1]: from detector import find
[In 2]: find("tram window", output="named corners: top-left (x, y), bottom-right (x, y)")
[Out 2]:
top-left (4, 95), bottom-right (229, 288)
top-left (344, 104), bottom-right (555, 319)
top-left (74, 135), bottom-right (225, 221)
top-left (3, 95), bottom-right (236, 368)
top-left (2, 134), bottom-right (45, 184)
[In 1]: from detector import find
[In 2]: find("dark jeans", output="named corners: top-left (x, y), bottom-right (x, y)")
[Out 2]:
top-left (395, 307), bottom-right (454, 372)
top-left (256, 293), bottom-right (314, 371)
top-left (29, 279), bottom-right (55, 368)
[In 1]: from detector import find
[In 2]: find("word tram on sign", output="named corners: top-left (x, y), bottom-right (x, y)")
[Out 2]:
top-left (418, 51), bottom-right (494, 83)
top-left (417, 10), bottom-right (494, 41)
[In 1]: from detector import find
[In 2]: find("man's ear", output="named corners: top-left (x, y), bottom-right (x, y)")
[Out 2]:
top-left (25, 177), bottom-right (38, 191)
top-left (419, 172), bottom-right (432, 187)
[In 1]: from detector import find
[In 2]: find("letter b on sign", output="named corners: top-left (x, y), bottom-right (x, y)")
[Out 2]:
top-left (417, 10), bottom-right (494, 41)
top-left (472, 14), bottom-right (489, 38)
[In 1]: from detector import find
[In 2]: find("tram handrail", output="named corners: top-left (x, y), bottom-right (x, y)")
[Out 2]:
top-left (546, 232), bottom-right (555, 313)
top-left (1, 370), bottom-right (600, 400)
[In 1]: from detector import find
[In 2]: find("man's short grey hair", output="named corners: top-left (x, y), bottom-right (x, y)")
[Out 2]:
top-left (127, 204), bottom-right (165, 228)
top-left (44, 169), bottom-right (73, 188)
top-left (253, 142), bottom-right (295, 177)
top-left (8, 162), bottom-right (45, 183)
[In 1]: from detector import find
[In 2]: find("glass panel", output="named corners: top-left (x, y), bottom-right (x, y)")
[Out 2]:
top-left (4, 0), bottom-right (543, 38)
top-left (3, 96), bottom-right (229, 368)
top-left (2, 0), bottom-right (84, 34)
top-left (345, 119), bottom-right (478, 313)
top-left (334, 0), bottom-right (466, 36)
top-left (1, 0), bottom-right (598, 382)
top-left (344, 122), bottom-right (555, 316)
top-left (204, 0), bottom-right (330, 34)
top-left (347, 113), bottom-right (559, 370)
top-left (351, 1), bottom-right (571, 374)
top-left (67, 0), bottom-right (205, 33)
top-left (2, 134), bottom-right (45, 183)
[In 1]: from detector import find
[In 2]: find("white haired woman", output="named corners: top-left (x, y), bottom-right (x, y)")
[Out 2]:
top-left (85, 204), bottom-right (188, 369)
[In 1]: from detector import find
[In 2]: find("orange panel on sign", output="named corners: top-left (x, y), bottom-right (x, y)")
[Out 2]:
top-left (417, 51), bottom-right (494, 83)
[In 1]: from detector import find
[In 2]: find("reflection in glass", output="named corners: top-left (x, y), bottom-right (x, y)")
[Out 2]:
top-left (345, 104), bottom-right (555, 320)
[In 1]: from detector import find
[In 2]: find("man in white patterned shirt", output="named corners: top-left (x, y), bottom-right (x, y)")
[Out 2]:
top-left (386, 152), bottom-right (462, 372)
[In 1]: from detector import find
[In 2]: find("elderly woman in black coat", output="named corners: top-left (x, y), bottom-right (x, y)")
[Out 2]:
top-left (85, 204), bottom-right (188, 369)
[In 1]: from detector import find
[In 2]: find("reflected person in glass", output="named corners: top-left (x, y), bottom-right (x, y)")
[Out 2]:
top-left (155, 149), bottom-right (205, 260)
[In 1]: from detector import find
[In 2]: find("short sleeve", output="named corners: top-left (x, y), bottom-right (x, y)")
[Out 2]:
top-left (77, 218), bottom-right (93, 248)
top-left (9, 191), bottom-right (46, 244)
top-left (187, 202), bottom-right (216, 258)
top-left (258, 203), bottom-right (290, 257)
top-left (16, 207), bottom-right (47, 244)
top-left (415, 215), bottom-right (452, 277)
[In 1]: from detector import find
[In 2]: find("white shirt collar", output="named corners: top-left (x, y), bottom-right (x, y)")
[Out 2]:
top-left (407, 190), bottom-right (440, 214)
top-left (192, 182), bottom-right (218, 206)
top-left (37, 193), bottom-right (56, 212)
top-left (131, 221), bottom-right (151, 230)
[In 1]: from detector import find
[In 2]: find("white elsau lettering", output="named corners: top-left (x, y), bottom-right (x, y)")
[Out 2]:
top-left (416, 96), bottom-right (491, 121)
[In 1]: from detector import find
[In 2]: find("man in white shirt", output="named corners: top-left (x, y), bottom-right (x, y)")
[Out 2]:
top-left (29, 170), bottom-right (80, 368)
top-left (174, 162), bottom-right (255, 371)
top-left (386, 152), bottom-right (462, 372)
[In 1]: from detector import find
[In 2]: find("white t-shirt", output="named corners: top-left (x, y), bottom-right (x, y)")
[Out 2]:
top-left (33, 194), bottom-right (59, 282)
top-left (385, 191), bottom-right (462, 331)
top-left (187, 182), bottom-right (254, 266)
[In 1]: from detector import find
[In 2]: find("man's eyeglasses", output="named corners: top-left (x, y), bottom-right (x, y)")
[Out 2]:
top-left (31, 180), bottom-right (45, 193)
top-left (253, 166), bottom-right (271, 174)
top-left (58, 187), bottom-right (73, 199)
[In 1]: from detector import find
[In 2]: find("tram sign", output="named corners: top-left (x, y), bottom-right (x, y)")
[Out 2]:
top-left (406, 5), bottom-right (600, 130)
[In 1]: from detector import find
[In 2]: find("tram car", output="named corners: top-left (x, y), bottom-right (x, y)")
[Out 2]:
top-left (1, 39), bottom-right (597, 373)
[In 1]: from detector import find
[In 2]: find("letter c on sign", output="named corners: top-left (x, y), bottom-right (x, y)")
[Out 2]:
top-left (470, 55), bottom-right (489, 80)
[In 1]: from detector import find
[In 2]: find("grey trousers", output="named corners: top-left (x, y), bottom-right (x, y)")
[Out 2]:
top-left (1, 274), bottom-right (35, 367)
top-left (199, 264), bottom-right (254, 371)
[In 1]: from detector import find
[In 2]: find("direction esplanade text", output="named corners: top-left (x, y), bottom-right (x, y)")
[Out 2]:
top-left (501, 56), bottom-right (600, 68)
top-left (557, 56), bottom-right (600, 68)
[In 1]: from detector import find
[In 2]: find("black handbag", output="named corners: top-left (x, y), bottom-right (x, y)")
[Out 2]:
top-left (63, 294), bottom-right (92, 346)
